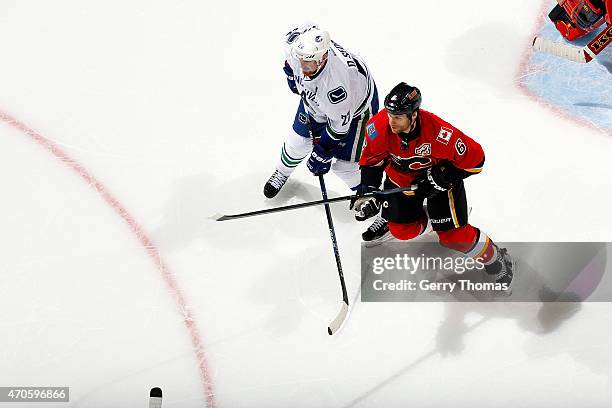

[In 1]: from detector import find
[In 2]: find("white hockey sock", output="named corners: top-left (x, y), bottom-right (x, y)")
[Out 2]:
top-left (276, 130), bottom-right (312, 176)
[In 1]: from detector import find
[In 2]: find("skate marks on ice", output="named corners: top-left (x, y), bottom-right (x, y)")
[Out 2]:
top-left (341, 316), bottom-right (490, 408)
top-left (444, 23), bottom-right (521, 91)
top-left (343, 244), bottom-right (609, 406)
top-left (151, 172), bottom-right (362, 336)
top-left (573, 101), bottom-right (612, 110)
top-left (246, 244), bottom-right (362, 338)
top-left (152, 172), bottom-right (354, 252)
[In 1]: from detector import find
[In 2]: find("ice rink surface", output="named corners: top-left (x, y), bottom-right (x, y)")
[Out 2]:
top-left (1, 0), bottom-right (611, 407)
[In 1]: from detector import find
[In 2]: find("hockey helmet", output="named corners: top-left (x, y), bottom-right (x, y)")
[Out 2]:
top-left (291, 28), bottom-right (331, 63)
top-left (384, 82), bottom-right (422, 116)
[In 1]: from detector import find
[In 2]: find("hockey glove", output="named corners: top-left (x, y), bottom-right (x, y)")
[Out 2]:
top-left (350, 185), bottom-right (381, 221)
top-left (413, 164), bottom-right (456, 199)
top-left (307, 143), bottom-right (333, 175)
top-left (283, 62), bottom-right (298, 94)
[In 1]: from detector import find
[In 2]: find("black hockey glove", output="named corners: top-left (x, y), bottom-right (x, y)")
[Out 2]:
top-left (350, 185), bottom-right (381, 221)
top-left (307, 143), bottom-right (333, 175)
top-left (413, 163), bottom-right (458, 199)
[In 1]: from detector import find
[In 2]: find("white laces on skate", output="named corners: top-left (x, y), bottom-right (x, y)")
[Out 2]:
top-left (368, 217), bottom-right (387, 232)
top-left (268, 171), bottom-right (288, 189)
top-left (494, 248), bottom-right (512, 283)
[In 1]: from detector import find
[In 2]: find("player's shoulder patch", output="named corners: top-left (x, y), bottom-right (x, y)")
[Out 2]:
top-left (366, 122), bottom-right (378, 140)
top-left (436, 126), bottom-right (454, 145)
top-left (455, 138), bottom-right (466, 155)
top-left (327, 86), bottom-right (348, 104)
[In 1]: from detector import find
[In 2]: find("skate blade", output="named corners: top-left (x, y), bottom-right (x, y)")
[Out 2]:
top-left (503, 255), bottom-right (517, 296)
top-left (363, 231), bottom-right (395, 248)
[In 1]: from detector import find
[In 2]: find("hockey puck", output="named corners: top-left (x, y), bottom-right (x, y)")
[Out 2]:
top-left (149, 387), bottom-right (162, 408)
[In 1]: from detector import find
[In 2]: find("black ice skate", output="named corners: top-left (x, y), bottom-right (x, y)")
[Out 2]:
top-left (485, 246), bottom-right (515, 295)
top-left (362, 217), bottom-right (393, 247)
top-left (263, 170), bottom-right (289, 198)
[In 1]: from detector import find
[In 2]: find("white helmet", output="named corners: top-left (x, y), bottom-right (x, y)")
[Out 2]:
top-left (291, 28), bottom-right (331, 62)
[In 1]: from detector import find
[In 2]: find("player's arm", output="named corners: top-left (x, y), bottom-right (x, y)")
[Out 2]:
top-left (358, 118), bottom-right (388, 190)
top-left (414, 128), bottom-right (485, 198)
top-left (283, 61), bottom-right (298, 94)
top-left (306, 89), bottom-right (353, 175)
top-left (443, 130), bottom-right (485, 181)
top-left (319, 98), bottom-right (353, 149)
top-left (350, 117), bottom-right (388, 220)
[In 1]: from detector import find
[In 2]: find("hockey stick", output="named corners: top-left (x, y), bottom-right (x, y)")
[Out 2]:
top-left (209, 184), bottom-right (415, 221)
top-left (532, 24), bottom-right (611, 63)
top-left (298, 92), bottom-right (351, 336)
top-left (317, 174), bottom-right (350, 335)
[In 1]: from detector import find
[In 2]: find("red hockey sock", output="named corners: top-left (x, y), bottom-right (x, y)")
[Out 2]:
top-left (388, 219), bottom-right (428, 241)
top-left (437, 225), bottom-right (498, 264)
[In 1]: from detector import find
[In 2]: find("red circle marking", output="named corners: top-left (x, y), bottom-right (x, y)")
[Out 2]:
top-left (0, 110), bottom-right (216, 408)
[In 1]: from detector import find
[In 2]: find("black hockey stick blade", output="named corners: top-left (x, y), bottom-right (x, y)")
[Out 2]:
top-left (211, 185), bottom-right (416, 221)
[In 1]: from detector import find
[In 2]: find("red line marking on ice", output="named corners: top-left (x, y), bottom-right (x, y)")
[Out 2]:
top-left (515, 0), bottom-right (612, 137)
top-left (0, 110), bottom-right (216, 408)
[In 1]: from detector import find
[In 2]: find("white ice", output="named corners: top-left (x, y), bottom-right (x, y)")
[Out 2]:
top-left (1, 0), bottom-right (612, 407)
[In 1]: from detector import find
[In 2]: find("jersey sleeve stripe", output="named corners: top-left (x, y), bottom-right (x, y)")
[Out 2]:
top-left (363, 151), bottom-right (388, 163)
top-left (353, 57), bottom-right (373, 118)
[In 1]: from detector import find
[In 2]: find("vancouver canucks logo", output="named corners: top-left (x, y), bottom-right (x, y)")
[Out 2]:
top-left (327, 86), bottom-right (347, 104)
top-left (286, 31), bottom-right (300, 44)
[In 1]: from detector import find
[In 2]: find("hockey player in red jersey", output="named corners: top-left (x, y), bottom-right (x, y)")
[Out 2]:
top-left (351, 83), bottom-right (515, 293)
top-left (549, 0), bottom-right (610, 41)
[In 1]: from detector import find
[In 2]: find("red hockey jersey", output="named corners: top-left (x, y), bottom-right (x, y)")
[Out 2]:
top-left (360, 109), bottom-right (485, 188)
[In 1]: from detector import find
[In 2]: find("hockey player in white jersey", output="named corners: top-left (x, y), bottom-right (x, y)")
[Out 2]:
top-left (263, 23), bottom-right (389, 243)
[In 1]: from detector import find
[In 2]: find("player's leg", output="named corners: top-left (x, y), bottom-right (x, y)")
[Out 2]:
top-left (330, 159), bottom-right (360, 190)
top-left (428, 182), bottom-right (515, 294)
top-left (333, 106), bottom-right (390, 242)
top-left (373, 179), bottom-right (429, 243)
top-left (387, 219), bottom-right (429, 240)
top-left (330, 106), bottom-right (372, 188)
top-left (264, 101), bottom-right (314, 198)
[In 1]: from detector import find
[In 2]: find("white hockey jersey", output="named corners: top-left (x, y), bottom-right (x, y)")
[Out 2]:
top-left (284, 30), bottom-right (375, 141)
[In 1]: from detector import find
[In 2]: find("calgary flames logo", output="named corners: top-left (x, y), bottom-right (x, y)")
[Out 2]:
top-left (389, 153), bottom-right (432, 172)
